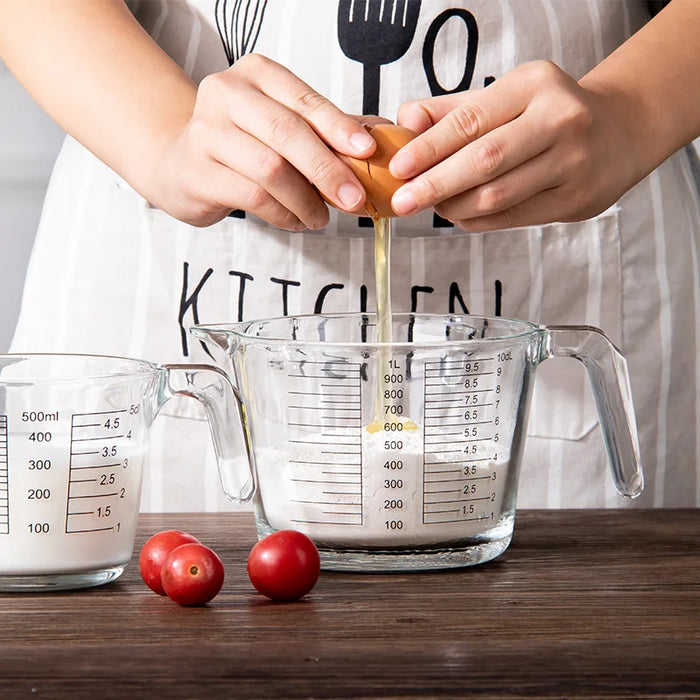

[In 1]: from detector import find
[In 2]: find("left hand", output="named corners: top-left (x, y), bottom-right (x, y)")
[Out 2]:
top-left (389, 60), bottom-right (643, 231)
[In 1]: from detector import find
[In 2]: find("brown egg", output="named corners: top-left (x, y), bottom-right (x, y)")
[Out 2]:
top-left (337, 123), bottom-right (416, 219)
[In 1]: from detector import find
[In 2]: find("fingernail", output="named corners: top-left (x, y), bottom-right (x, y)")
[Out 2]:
top-left (349, 130), bottom-right (374, 154)
top-left (392, 186), bottom-right (418, 216)
top-left (337, 182), bottom-right (363, 210)
top-left (310, 211), bottom-right (330, 230)
top-left (390, 150), bottom-right (415, 178)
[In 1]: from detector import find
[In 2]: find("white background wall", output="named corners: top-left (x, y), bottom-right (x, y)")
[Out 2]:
top-left (0, 60), bottom-right (64, 352)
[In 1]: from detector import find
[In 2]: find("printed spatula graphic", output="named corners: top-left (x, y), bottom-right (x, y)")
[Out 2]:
top-left (338, 0), bottom-right (421, 115)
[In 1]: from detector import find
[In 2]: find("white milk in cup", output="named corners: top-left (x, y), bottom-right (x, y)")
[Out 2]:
top-left (0, 354), bottom-right (247, 591)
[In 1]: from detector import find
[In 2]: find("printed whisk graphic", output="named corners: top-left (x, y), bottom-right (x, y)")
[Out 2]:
top-left (215, 0), bottom-right (268, 66)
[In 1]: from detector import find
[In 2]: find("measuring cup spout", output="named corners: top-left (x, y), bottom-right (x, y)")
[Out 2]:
top-left (541, 326), bottom-right (644, 498)
top-left (190, 326), bottom-right (244, 355)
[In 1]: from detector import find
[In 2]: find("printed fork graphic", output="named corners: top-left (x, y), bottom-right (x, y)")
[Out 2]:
top-left (338, 0), bottom-right (421, 115)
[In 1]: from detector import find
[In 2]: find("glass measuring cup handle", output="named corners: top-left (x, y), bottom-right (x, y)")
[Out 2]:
top-left (158, 364), bottom-right (255, 503)
top-left (541, 326), bottom-right (644, 498)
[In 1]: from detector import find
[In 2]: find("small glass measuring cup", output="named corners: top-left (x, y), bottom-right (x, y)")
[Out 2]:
top-left (0, 354), bottom-right (244, 591)
top-left (192, 313), bottom-right (643, 572)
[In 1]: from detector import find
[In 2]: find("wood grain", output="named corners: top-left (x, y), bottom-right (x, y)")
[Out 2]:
top-left (0, 510), bottom-right (698, 699)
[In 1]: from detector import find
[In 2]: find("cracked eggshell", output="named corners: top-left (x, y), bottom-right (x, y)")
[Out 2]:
top-left (337, 124), bottom-right (416, 219)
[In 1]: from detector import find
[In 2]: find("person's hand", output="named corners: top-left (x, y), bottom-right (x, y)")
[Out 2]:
top-left (149, 53), bottom-right (378, 230)
top-left (389, 60), bottom-right (645, 231)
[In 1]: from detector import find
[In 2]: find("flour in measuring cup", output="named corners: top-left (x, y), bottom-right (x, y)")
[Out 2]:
top-left (254, 428), bottom-right (510, 547)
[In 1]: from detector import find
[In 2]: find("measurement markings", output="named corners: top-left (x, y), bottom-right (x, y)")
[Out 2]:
top-left (291, 498), bottom-right (360, 504)
top-left (288, 374), bottom-right (359, 380)
top-left (288, 360), bottom-right (358, 365)
top-left (425, 421), bottom-right (481, 428)
top-left (424, 409), bottom-right (475, 416)
top-left (424, 414), bottom-right (493, 422)
top-left (429, 390), bottom-right (493, 397)
top-left (291, 478), bottom-right (359, 485)
top-left (69, 462), bottom-right (122, 470)
top-left (290, 459), bottom-right (359, 466)
top-left (71, 434), bottom-right (125, 442)
top-left (66, 524), bottom-right (115, 533)
top-left (66, 410), bottom-right (128, 534)
top-left (424, 399), bottom-right (467, 406)
top-left (428, 358), bottom-right (495, 367)
top-left (425, 371), bottom-right (495, 379)
top-left (426, 513), bottom-right (486, 522)
top-left (426, 399), bottom-right (495, 408)
top-left (425, 458), bottom-right (493, 465)
top-left (290, 440), bottom-right (359, 449)
top-left (424, 477), bottom-right (485, 485)
top-left (426, 508), bottom-right (461, 515)
top-left (425, 495), bottom-right (492, 504)
top-left (425, 435), bottom-right (492, 446)
top-left (289, 391), bottom-right (352, 397)
top-left (291, 518), bottom-right (361, 526)
top-left (68, 492), bottom-right (119, 499)
top-left (430, 447), bottom-right (478, 454)
top-left (74, 409), bottom-right (127, 417)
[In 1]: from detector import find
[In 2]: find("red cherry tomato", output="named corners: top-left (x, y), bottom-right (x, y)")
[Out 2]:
top-left (247, 530), bottom-right (320, 602)
top-left (161, 543), bottom-right (225, 606)
top-left (139, 529), bottom-right (200, 595)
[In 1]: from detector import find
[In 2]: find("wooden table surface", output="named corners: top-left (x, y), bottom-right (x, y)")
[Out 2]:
top-left (0, 509), bottom-right (698, 699)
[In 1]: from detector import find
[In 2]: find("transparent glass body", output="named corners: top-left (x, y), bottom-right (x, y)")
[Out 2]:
top-left (193, 313), bottom-right (643, 572)
top-left (0, 354), bottom-right (243, 591)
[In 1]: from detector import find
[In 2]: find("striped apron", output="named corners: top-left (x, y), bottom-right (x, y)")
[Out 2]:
top-left (11, 0), bottom-right (700, 510)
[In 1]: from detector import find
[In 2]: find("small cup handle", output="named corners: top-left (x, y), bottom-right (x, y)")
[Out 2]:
top-left (540, 326), bottom-right (644, 498)
top-left (157, 364), bottom-right (255, 503)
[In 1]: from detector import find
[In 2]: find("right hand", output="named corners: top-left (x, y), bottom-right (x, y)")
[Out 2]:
top-left (149, 53), bottom-right (377, 230)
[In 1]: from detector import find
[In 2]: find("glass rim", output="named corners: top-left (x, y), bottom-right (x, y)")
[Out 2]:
top-left (0, 352), bottom-right (158, 384)
top-left (192, 312), bottom-right (541, 349)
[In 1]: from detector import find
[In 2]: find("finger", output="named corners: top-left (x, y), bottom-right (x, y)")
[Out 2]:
top-left (390, 68), bottom-right (539, 180)
top-left (210, 125), bottom-right (330, 230)
top-left (454, 187), bottom-right (571, 232)
top-left (391, 110), bottom-right (554, 216)
top-left (201, 161), bottom-right (306, 231)
top-left (397, 92), bottom-right (476, 133)
top-left (434, 148), bottom-right (565, 222)
top-left (231, 83), bottom-right (368, 213)
top-left (241, 54), bottom-right (377, 158)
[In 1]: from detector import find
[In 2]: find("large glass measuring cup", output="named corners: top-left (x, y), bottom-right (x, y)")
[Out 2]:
top-left (0, 354), bottom-right (243, 591)
top-left (192, 313), bottom-right (643, 572)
